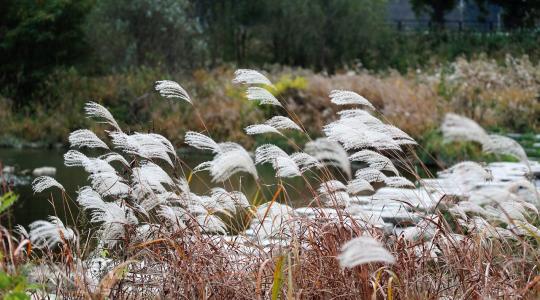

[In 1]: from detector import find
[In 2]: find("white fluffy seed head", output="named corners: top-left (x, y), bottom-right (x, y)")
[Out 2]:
top-left (245, 124), bottom-right (283, 136)
top-left (184, 131), bottom-right (221, 153)
top-left (69, 129), bottom-right (109, 149)
top-left (441, 113), bottom-right (488, 145)
top-left (329, 90), bottom-right (375, 109)
top-left (194, 143), bottom-right (258, 182)
top-left (483, 134), bottom-right (528, 162)
top-left (305, 138), bottom-right (351, 179)
top-left (84, 101), bottom-right (122, 132)
top-left (265, 116), bottom-right (302, 131)
top-left (155, 80), bottom-right (192, 104)
top-left (338, 236), bottom-right (395, 268)
top-left (233, 69), bottom-right (273, 86)
top-left (245, 87), bottom-right (282, 107)
top-left (32, 176), bottom-right (65, 194)
top-left (28, 216), bottom-right (76, 249)
top-left (255, 144), bottom-right (301, 178)
top-left (349, 150), bottom-right (399, 175)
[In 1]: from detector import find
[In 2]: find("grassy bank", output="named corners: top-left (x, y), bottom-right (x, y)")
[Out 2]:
top-left (1, 55), bottom-right (538, 165)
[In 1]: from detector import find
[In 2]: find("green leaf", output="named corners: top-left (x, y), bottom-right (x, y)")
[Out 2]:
top-left (0, 192), bottom-right (19, 214)
top-left (271, 255), bottom-right (285, 300)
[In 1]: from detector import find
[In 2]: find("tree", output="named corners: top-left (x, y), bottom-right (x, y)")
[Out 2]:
top-left (0, 0), bottom-right (92, 106)
top-left (85, 0), bottom-right (202, 72)
top-left (410, 0), bottom-right (458, 27)
top-left (475, 0), bottom-right (540, 29)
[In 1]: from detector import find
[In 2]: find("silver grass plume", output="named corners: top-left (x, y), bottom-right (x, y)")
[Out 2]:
top-left (255, 144), bottom-right (302, 178)
top-left (155, 80), bottom-right (192, 104)
top-left (441, 114), bottom-right (528, 162)
top-left (324, 117), bottom-right (401, 151)
top-left (354, 168), bottom-right (387, 183)
top-left (32, 176), bottom-right (65, 193)
top-left (184, 131), bottom-right (221, 153)
top-left (265, 116), bottom-right (303, 131)
top-left (110, 132), bottom-right (176, 167)
top-left (338, 236), bottom-right (395, 268)
top-left (290, 152), bottom-right (322, 173)
top-left (484, 134), bottom-right (528, 162)
top-left (190, 136), bottom-right (258, 182)
top-left (330, 90), bottom-right (375, 109)
top-left (441, 113), bottom-right (489, 145)
top-left (158, 205), bottom-right (187, 230)
top-left (84, 102), bottom-right (122, 132)
top-left (245, 116), bottom-right (303, 135)
top-left (246, 87), bottom-right (282, 107)
top-left (233, 69), bottom-right (273, 86)
top-left (132, 161), bottom-right (174, 194)
top-left (245, 124), bottom-right (282, 136)
top-left (77, 187), bottom-right (137, 245)
top-left (349, 150), bottom-right (399, 175)
top-left (69, 129), bottom-right (109, 149)
top-left (196, 214), bottom-right (227, 234)
top-left (28, 216), bottom-right (75, 249)
top-left (99, 152), bottom-right (130, 167)
top-left (304, 138), bottom-right (351, 179)
top-left (384, 176), bottom-right (415, 188)
top-left (318, 180), bottom-right (350, 207)
top-left (346, 178), bottom-right (374, 195)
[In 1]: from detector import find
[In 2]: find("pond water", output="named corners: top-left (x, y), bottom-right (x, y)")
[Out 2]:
top-left (0, 148), bottom-right (338, 228)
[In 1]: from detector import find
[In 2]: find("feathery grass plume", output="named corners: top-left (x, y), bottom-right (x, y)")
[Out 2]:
top-left (246, 87), bottom-right (282, 107)
top-left (32, 176), bottom-right (65, 193)
top-left (194, 142), bottom-right (258, 182)
top-left (484, 134), bottom-right (528, 162)
top-left (438, 161), bottom-right (491, 180)
top-left (384, 176), bottom-right (415, 188)
top-left (290, 152), bottom-right (322, 172)
top-left (245, 116), bottom-right (303, 135)
top-left (441, 113), bottom-right (489, 145)
top-left (99, 152), bottom-right (130, 167)
top-left (349, 150), bottom-right (399, 175)
top-left (196, 214), bottom-right (227, 234)
top-left (77, 187), bottom-right (137, 245)
top-left (304, 138), bottom-right (351, 178)
top-left (89, 172), bottom-right (130, 197)
top-left (354, 168), bottom-right (387, 183)
top-left (84, 101), bottom-right (122, 132)
top-left (210, 188), bottom-right (250, 210)
top-left (329, 90), bottom-right (375, 109)
top-left (64, 149), bottom-right (130, 196)
top-left (132, 161), bottom-right (174, 194)
top-left (158, 205), bottom-right (187, 230)
top-left (346, 178), bottom-right (374, 194)
top-left (184, 131), bottom-right (221, 153)
top-left (255, 144), bottom-right (301, 178)
top-left (245, 124), bottom-right (282, 136)
top-left (318, 180), bottom-right (350, 207)
top-left (265, 116), bottom-right (303, 131)
top-left (318, 180), bottom-right (347, 194)
top-left (110, 132), bottom-right (176, 167)
top-left (233, 69), bottom-right (273, 86)
top-left (15, 225), bottom-right (29, 239)
top-left (155, 80), bottom-right (192, 104)
top-left (249, 202), bottom-right (295, 239)
top-left (28, 216), bottom-right (75, 249)
top-left (338, 235), bottom-right (395, 268)
top-left (324, 117), bottom-right (401, 151)
top-left (69, 129), bottom-right (109, 150)
top-left (64, 149), bottom-right (90, 167)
